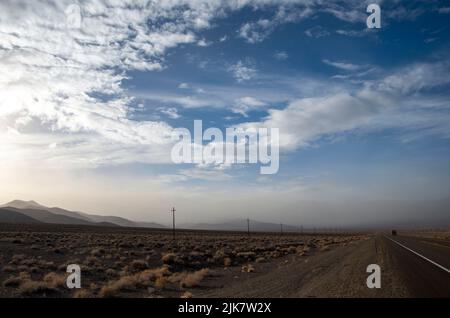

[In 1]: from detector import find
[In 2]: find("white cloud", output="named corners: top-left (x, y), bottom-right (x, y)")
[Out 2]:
top-left (240, 61), bottom-right (450, 150)
top-left (304, 26), bottom-right (330, 38)
top-left (159, 107), bottom-right (181, 119)
top-left (228, 60), bottom-right (257, 82)
top-left (336, 29), bottom-right (369, 37)
top-left (239, 6), bottom-right (312, 43)
top-left (322, 59), bottom-right (365, 71)
top-left (197, 38), bottom-right (212, 47)
top-left (274, 51), bottom-right (289, 60)
top-left (178, 83), bottom-right (191, 89)
top-left (232, 97), bottom-right (266, 117)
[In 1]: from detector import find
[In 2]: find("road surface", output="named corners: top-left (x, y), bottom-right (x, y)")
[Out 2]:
top-left (199, 235), bottom-right (450, 298)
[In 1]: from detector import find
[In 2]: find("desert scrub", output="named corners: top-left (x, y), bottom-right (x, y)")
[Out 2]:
top-left (19, 280), bottom-right (58, 296)
top-left (223, 257), bottom-right (232, 267)
top-left (130, 260), bottom-right (148, 272)
top-left (241, 264), bottom-right (255, 273)
top-left (161, 252), bottom-right (182, 265)
top-left (3, 272), bottom-right (30, 287)
top-left (43, 272), bottom-right (67, 288)
top-left (99, 266), bottom-right (170, 297)
top-left (180, 268), bottom-right (209, 288)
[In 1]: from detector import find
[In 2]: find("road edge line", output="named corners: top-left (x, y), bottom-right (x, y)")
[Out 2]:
top-left (384, 236), bottom-right (450, 274)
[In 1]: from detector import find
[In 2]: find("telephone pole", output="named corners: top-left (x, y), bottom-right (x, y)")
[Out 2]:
top-left (280, 223), bottom-right (283, 235)
top-left (247, 218), bottom-right (250, 236)
top-left (171, 207), bottom-right (176, 240)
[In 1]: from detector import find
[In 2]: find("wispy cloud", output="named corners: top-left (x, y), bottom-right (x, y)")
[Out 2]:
top-left (232, 97), bottom-right (266, 117)
top-left (228, 60), bottom-right (257, 83)
top-left (322, 59), bottom-right (367, 71)
top-left (273, 51), bottom-right (289, 60)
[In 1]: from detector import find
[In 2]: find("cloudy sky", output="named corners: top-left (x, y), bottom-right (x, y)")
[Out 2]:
top-left (1, 0), bottom-right (450, 226)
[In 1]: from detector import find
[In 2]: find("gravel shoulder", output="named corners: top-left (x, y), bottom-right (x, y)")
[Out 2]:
top-left (198, 236), bottom-right (410, 298)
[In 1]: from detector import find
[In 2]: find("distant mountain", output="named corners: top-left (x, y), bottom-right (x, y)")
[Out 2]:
top-left (2, 207), bottom-right (95, 225)
top-left (0, 208), bottom-right (42, 224)
top-left (0, 200), bottom-right (166, 228)
top-left (180, 219), bottom-right (300, 233)
top-left (1, 200), bottom-right (47, 210)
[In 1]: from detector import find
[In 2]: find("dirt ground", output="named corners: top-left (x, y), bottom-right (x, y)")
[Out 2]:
top-left (0, 223), bottom-right (366, 298)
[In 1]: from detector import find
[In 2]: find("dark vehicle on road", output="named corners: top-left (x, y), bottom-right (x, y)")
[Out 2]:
top-left (391, 230), bottom-right (397, 236)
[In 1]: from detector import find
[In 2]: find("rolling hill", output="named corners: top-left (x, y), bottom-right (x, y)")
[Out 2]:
top-left (0, 200), bottom-right (166, 228)
top-left (0, 208), bottom-right (42, 224)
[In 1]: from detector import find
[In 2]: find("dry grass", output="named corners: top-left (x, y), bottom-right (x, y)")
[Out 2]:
top-left (99, 266), bottom-right (171, 297)
top-left (19, 280), bottom-right (58, 295)
top-left (180, 268), bottom-right (209, 288)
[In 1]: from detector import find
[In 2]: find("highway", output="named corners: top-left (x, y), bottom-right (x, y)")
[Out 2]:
top-left (382, 235), bottom-right (450, 297)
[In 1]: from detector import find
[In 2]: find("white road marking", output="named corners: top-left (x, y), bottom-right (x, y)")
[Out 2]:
top-left (385, 236), bottom-right (450, 274)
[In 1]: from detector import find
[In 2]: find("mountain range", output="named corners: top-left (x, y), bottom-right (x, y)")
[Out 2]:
top-left (0, 200), bottom-right (303, 232)
top-left (0, 200), bottom-right (166, 228)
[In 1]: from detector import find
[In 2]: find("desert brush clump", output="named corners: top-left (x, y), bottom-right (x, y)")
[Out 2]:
top-left (180, 268), bottom-right (210, 288)
top-left (99, 266), bottom-right (171, 297)
top-left (130, 260), bottom-right (149, 272)
top-left (241, 264), bottom-right (255, 273)
top-left (161, 252), bottom-right (182, 265)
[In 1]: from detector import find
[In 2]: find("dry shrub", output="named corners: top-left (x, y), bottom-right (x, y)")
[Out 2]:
top-left (223, 257), bottom-right (232, 267)
top-left (3, 271), bottom-right (30, 287)
top-left (10, 254), bottom-right (26, 264)
top-left (255, 257), bottom-right (266, 263)
top-left (241, 264), bottom-right (255, 273)
top-left (236, 252), bottom-right (256, 259)
top-left (154, 276), bottom-right (167, 289)
top-left (181, 291), bottom-right (193, 298)
top-left (43, 272), bottom-right (67, 288)
top-left (180, 269), bottom-right (209, 288)
top-left (19, 281), bottom-right (58, 296)
top-left (106, 269), bottom-right (117, 277)
top-left (99, 275), bottom-right (137, 298)
top-left (84, 256), bottom-right (99, 266)
top-left (2, 265), bottom-right (15, 273)
top-left (130, 260), bottom-right (148, 272)
top-left (99, 266), bottom-right (170, 297)
top-left (161, 253), bottom-right (181, 265)
top-left (73, 289), bottom-right (92, 298)
top-left (3, 276), bottom-right (23, 287)
top-left (91, 248), bottom-right (105, 257)
top-left (212, 249), bottom-right (226, 263)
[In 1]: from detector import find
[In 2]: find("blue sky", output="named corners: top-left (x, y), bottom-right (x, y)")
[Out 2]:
top-left (0, 0), bottom-right (449, 225)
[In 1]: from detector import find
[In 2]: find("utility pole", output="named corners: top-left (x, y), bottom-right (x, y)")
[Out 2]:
top-left (280, 223), bottom-right (283, 235)
top-left (171, 207), bottom-right (176, 240)
top-left (247, 218), bottom-right (250, 236)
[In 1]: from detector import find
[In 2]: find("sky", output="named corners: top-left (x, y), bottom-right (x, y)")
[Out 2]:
top-left (0, 0), bottom-right (450, 227)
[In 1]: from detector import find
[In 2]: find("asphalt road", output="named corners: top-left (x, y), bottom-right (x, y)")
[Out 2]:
top-left (382, 235), bottom-right (450, 297)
